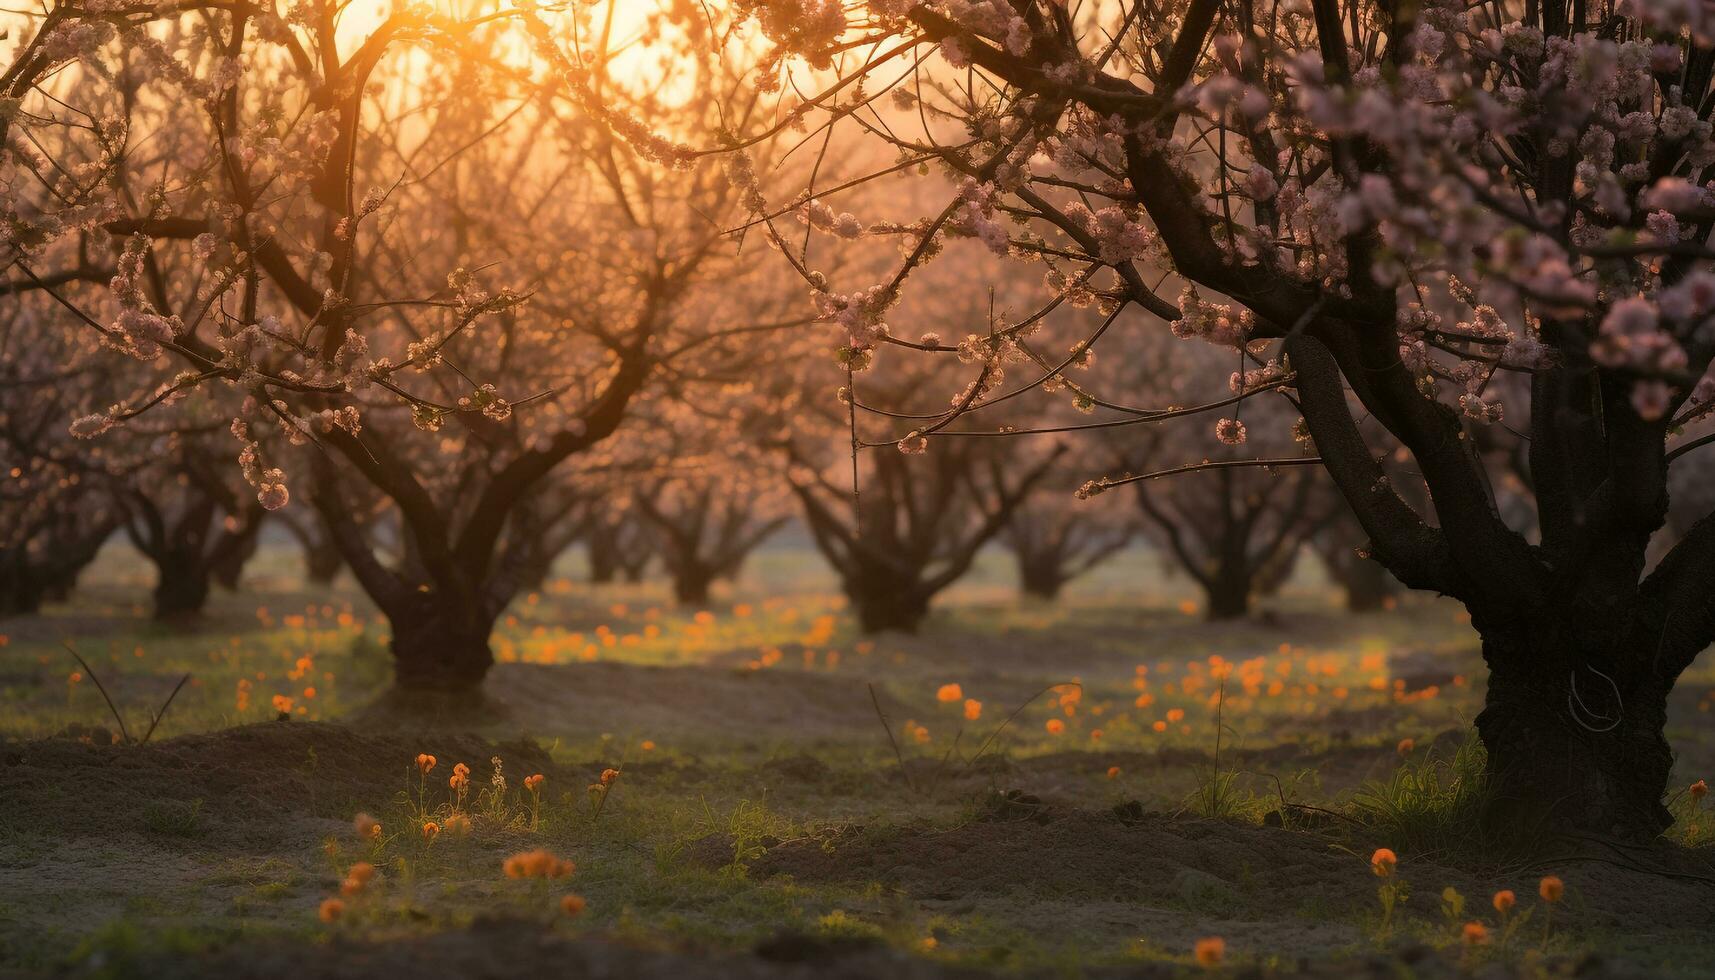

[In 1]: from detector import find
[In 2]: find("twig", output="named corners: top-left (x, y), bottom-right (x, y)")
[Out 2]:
top-left (62, 641), bottom-right (133, 744)
top-left (139, 673), bottom-right (192, 744)
top-left (868, 683), bottom-right (915, 793)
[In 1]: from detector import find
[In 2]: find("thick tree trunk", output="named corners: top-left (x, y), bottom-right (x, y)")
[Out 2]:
top-left (671, 564), bottom-right (716, 606)
top-left (303, 538), bottom-right (344, 585)
top-left (152, 551), bottom-right (212, 621)
top-left (1017, 554), bottom-right (1068, 601)
top-left (0, 553), bottom-right (46, 616)
top-left (1474, 630), bottom-right (1674, 840)
top-left (1202, 567), bottom-right (1253, 621)
top-left (212, 525), bottom-right (261, 591)
top-left (388, 597), bottom-right (496, 693)
top-left (1335, 557), bottom-right (1398, 613)
top-left (587, 541), bottom-right (619, 584)
top-left (848, 571), bottom-right (932, 633)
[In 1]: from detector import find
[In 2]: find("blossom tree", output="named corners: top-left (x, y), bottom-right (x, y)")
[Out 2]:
top-left (3, 1), bottom-right (798, 696)
top-left (712, 0), bottom-right (1715, 836)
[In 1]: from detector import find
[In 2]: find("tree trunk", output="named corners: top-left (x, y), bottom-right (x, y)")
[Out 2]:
top-left (1475, 631), bottom-right (1674, 840)
top-left (0, 553), bottom-right (46, 617)
top-left (671, 564), bottom-right (716, 606)
top-left (848, 570), bottom-right (932, 633)
top-left (388, 596), bottom-right (496, 693)
top-left (152, 551), bottom-right (212, 621)
top-left (212, 525), bottom-right (261, 591)
top-left (1016, 553), bottom-right (1068, 601)
top-left (1335, 557), bottom-right (1398, 613)
top-left (303, 538), bottom-right (344, 585)
top-left (1202, 567), bottom-right (1253, 621)
top-left (587, 540), bottom-right (619, 584)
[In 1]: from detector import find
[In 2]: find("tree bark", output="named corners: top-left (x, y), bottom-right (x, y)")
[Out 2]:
top-left (1016, 552), bottom-right (1069, 601)
top-left (152, 550), bottom-right (212, 621)
top-left (0, 552), bottom-right (47, 616)
top-left (847, 567), bottom-right (933, 633)
top-left (1202, 569), bottom-right (1253, 621)
top-left (1475, 629), bottom-right (1674, 840)
top-left (387, 594), bottom-right (497, 693)
top-left (671, 563), bottom-right (717, 606)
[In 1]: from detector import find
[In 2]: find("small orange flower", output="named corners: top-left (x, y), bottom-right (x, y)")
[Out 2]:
top-left (963, 699), bottom-right (982, 721)
top-left (1106, 766), bottom-right (1121, 780)
top-left (346, 862), bottom-right (376, 885)
top-left (524, 774), bottom-right (545, 792)
top-left (504, 849), bottom-right (575, 879)
top-left (1370, 848), bottom-right (1397, 877)
top-left (641, 740), bottom-right (656, 751)
top-left (353, 813), bottom-right (381, 840)
top-left (1193, 936), bottom-right (1224, 967)
top-left (1691, 779), bottom-right (1709, 801)
top-left (416, 753), bottom-right (437, 774)
top-left (1045, 718), bottom-right (1065, 735)
top-left (936, 683), bottom-right (963, 703)
top-left (1492, 889), bottom-right (1515, 914)
top-left (1396, 738), bottom-right (1414, 756)
top-left (318, 898), bottom-right (345, 922)
top-left (444, 813), bottom-right (472, 837)
top-left (560, 893), bottom-right (587, 917)
top-left (1538, 875), bottom-right (1564, 903)
top-left (1461, 921), bottom-right (1488, 945)
top-left (422, 821), bottom-right (440, 841)
top-left (599, 768), bottom-right (620, 786)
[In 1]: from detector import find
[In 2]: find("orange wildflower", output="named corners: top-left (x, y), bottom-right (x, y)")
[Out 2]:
top-left (936, 683), bottom-right (963, 703)
top-left (641, 740), bottom-right (656, 751)
top-left (353, 813), bottom-right (381, 840)
top-left (1106, 766), bottom-right (1121, 780)
top-left (422, 821), bottom-right (440, 841)
top-left (1461, 922), bottom-right (1489, 945)
top-left (318, 898), bottom-right (345, 922)
top-left (1492, 889), bottom-right (1515, 914)
top-left (963, 699), bottom-right (982, 721)
top-left (444, 813), bottom-right (473, 837)
top-left (504, 849), bottom-right (575, 879)
top-left (1396, 738), bottom-right (1414, 756)
top-left (346, 862), bottom-right (376, 885)
top-left (524, 774), bottom-right (545, 792)
top-left (599, 768), bottom-right (620, 786)
top-left (1370, 848), bottom-right (1397, 877)
top-left (1193, 936), bottom-right (1224, 967)
top-left (1538, 876), bottom-right (1564, 903)
top-left (560, 894), bottom-right (587, 917)
top-left (1045, 718), bottom-right (1065, 735)
top-left (416, 753), bottom-right (437, 774)
top-left (1692, 779), bottom-right (1709, 801)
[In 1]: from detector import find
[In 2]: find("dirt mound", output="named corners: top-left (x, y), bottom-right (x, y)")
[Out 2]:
top-left (0, 721), bottom-right (558, 846)
top-left (83, 916), bottom-right (984, 980)
top-left (484, 662), bottom-right (908, 742)
top-left (750, 808), bottom-right (1368, 912)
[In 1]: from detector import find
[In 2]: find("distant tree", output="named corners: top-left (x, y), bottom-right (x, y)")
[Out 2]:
top-left (1001, 486), bottom-right (1133, 601)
